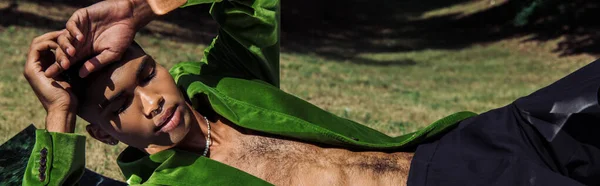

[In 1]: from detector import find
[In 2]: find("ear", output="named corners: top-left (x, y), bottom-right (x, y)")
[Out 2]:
top-left (86, 124), bottom-right (118, 145)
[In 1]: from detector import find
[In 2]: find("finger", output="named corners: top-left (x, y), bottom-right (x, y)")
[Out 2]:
top-left (55, 46), bottom-right (72, 70)
top-left (28, 31), bottom-right (63, 70)
top-left (66, 10), bottom-right (85, 41)
top-left (25, 40), bottom-right (59, 80)
top-left (27, 40), bottom-right (59, 67)
top-left (79, 50), bottom-right (122, 78)
top-left (58, 33), bottom-right (76, 57)
top-left (45, 47), bottom-right (71, 78)
top-left (31, 30), bottom-right (64, 45)
top-left (44, 61), bottom-right (63, 78)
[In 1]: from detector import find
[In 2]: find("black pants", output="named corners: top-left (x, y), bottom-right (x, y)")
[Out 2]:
top-left (408, 60), bottom-right (600, 186)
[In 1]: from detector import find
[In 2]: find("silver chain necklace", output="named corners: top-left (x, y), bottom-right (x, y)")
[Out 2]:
top-left (202, 116), bottom-right (212, 157)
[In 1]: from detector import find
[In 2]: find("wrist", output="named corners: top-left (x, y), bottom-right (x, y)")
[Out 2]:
top-left (129, 0), bottom-right (159, 30)
top-left (146, 0), bottom-right (187, 15)
top-left (46, 111), bottom-right (77, 133)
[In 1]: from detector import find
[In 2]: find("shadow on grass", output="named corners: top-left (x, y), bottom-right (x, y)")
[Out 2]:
top-left (0, 3), bottom-right (64, 30)
top-left (3, 0), bottom-right (600, 65)
top-left (281, 0), bottom-right (600, 61)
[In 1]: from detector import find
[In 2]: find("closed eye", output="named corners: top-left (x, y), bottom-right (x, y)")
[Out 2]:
top-left (115, 96), bottom-right (132, 115)
top-left (140, 59), bottom-right (156, 86)
top-left (113, 58), bottom-right (155, 116)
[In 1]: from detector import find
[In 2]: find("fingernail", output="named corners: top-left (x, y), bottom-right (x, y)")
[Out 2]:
top-left (66, 48), bottom-right (71, 55)
top-left (76, 34), bottom-right (83, 41)
top-left (79, 70), bottom-right (87, 78)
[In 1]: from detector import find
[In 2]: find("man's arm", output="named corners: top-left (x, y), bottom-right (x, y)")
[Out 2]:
top-left (51, 0), bottom-right (160, 78)
top-left (54, 0), bottom-right (279, 86)
top-left (170, 0), bottom-right (281, 87)
top-left (22, 31), bottom-right (86, 185)
top-left (146, 0), bottom-right (187, 15)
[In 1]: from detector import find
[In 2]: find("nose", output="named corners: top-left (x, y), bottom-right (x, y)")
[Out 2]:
top-left (138, 88), bottom-right (164, 118)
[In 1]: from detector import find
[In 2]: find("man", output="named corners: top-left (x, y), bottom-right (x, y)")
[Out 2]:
top-left (21, 0), bottom-right (600, 185)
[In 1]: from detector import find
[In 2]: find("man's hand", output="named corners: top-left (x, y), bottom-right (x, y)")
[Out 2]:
top-left (24, 30), bottom-right (78, 133)
top-left (47, 0), bottom-right (157, 78)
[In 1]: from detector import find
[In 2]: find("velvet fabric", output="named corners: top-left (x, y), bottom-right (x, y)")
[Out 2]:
top-left (116, 147), bottom-right (271, 185)
top-left (22, 0), bottom-right (476, 185)
top-left (23, 130), bottom-right (86, 186)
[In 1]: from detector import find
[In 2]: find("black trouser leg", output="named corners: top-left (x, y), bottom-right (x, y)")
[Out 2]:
top-left (514, 59), bottom-right (600, 185)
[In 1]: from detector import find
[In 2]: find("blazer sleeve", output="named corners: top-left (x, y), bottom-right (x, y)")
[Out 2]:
top-left (170, 0), bottom-right (281, 87)
top-left (22, 129), bottom-right (86, 186)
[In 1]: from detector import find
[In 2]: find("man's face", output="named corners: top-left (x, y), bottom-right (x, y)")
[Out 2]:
top-left (77, 45), bottom-right (194, 152)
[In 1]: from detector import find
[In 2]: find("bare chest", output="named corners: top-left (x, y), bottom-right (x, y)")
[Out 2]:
top-left (213, 134), bottom-right (413, 186)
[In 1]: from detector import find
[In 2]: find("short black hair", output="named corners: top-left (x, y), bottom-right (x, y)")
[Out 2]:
top-left (60, 56), bottom-right (87, 105)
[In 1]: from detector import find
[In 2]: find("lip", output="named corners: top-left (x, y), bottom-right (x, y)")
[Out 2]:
top-left (155, 105), bottom-right (181, 134)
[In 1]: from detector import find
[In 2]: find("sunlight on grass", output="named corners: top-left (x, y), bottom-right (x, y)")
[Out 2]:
top-left (1, 0), bottom-right (598, 181)
top-left (420, 0), bottom-right (509, 19)
top-left (1, 24), bottom-right (596, 182)
top-left (280, 39), bottom-right (594, 137)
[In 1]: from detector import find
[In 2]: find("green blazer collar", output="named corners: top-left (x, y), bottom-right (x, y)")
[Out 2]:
top-left (117, 147), bottom-right (272, 185)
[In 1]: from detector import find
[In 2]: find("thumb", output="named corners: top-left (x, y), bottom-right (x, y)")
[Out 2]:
top-left (79, 50), bottom-right (122, 78)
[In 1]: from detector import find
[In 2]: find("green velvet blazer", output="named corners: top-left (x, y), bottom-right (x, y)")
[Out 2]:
top-left (23, 0), bottom-right (476, 185)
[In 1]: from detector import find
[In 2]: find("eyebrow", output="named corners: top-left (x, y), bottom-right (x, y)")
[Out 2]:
top-left (99, 56), bottom-right (150, 110)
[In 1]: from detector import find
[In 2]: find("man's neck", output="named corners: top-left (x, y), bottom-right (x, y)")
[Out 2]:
top-left (174, 103), bottom-right (230, 156)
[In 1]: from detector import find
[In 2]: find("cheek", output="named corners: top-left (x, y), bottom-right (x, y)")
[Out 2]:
top-left (156, 68), bottom-right (184, 100)
top-left (105, 108), bottom-right (155, 141)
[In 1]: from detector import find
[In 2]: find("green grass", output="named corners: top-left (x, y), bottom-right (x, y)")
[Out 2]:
top-left (0, 0), bottom-right (597, 181)
top-left (280, 41), bottom-right (593, 136)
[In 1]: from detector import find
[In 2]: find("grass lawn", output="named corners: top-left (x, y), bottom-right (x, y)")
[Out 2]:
top-left (0, 0), bottom-right (597, 181)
